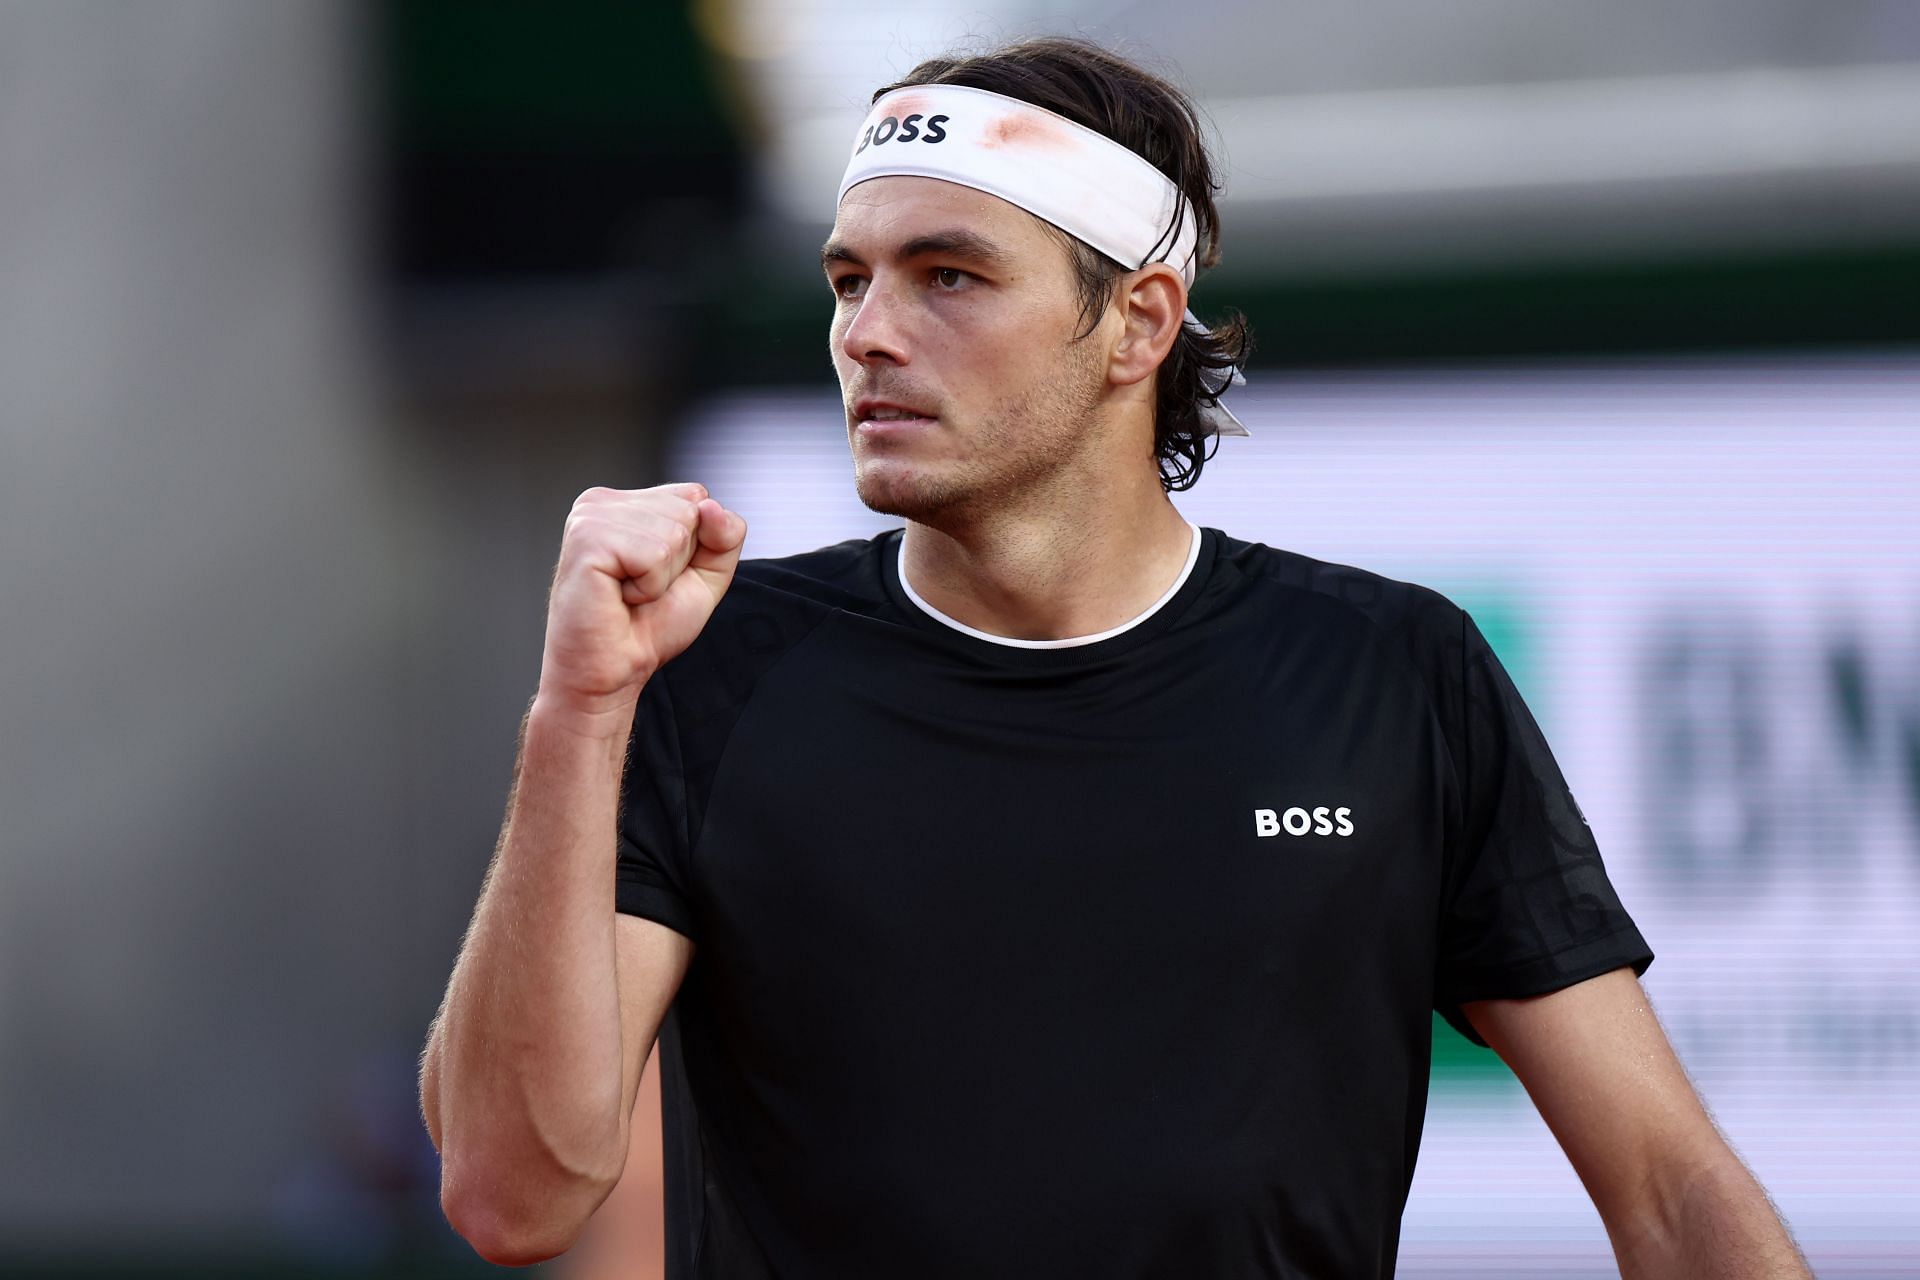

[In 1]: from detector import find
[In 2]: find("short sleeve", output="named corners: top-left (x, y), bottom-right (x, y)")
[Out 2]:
top-left (615, 671), bottom-right (699, 942)
top-left (1434, 607), bottom-right (1652, 1046)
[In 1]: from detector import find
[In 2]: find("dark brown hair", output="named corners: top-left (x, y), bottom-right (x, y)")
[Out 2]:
top-left (875, 36), bottom-right (1251, 492)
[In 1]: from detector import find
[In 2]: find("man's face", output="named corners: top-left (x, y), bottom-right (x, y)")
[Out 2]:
top-left (823, 175), bottom-right (1111, 525)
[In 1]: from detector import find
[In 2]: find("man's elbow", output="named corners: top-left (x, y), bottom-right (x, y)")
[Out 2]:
top-left (442, 1193), bottom-right (569, 1267)
top-left (439, 1156), bottom-right (616, 1266)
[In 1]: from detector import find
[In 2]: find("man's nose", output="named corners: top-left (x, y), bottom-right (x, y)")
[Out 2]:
top-left (839, 280), bottom-right (912, 368)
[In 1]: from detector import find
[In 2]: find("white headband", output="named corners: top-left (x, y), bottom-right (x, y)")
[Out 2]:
top-left (837, 83), bottom-right (1249, 438)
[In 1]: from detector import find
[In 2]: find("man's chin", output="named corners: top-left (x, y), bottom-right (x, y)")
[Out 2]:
top-left (852, 464), bottom-right (969, 523)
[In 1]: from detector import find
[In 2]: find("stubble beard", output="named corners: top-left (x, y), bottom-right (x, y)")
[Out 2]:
top-left (851, 337), bottom-right (1107, 530)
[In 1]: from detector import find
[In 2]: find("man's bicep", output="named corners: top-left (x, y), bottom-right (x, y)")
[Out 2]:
top-left (615, 913), bottom-right (694, 1123)
top-left (1463, 966), bottom-right (1724, 1219)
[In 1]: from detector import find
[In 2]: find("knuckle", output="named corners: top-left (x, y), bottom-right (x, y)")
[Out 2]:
top-left (641, 535), bottom-right (672, 567)
top-left (653, 491), bottom-right (697, 519)
top-left (563, 510), bottom-right (600, 542)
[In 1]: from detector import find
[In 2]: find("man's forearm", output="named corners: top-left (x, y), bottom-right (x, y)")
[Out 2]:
top-left (422, 693), bottom-right (638, 1261)
top-left (1614, 1152), bottom-right (1812, 1280)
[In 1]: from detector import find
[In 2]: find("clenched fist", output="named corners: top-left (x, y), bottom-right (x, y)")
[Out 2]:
top-left (536, 482), bottom-right (747, 723)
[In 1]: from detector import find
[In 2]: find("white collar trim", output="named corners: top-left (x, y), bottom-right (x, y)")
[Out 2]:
top-left (896, 521), bottom-right (1202, 649)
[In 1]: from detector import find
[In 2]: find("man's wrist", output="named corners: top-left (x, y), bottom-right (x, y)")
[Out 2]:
top-left (529, 681), bottom-right (646, 743)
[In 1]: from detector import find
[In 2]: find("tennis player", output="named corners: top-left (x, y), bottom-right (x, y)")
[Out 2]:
top-left (420, 36), bottom-right (1812, 1279)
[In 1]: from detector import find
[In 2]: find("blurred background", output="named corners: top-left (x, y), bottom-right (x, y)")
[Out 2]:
top-left (1, 1), bottom-right (1916, 1277)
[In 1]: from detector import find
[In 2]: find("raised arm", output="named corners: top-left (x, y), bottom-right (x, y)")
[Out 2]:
top-left (1463, 967), bottom-right (1812, 1280)
top-left (418, 483), bottom-right (746, 1265)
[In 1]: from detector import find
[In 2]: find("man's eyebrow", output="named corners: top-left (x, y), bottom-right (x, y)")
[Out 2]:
top-left (820, 228), bottom-right (1016, 273)
top-left (821, 240), bottom-right (863, 270)
top-left (898, 229), bottom-right (1015, 269)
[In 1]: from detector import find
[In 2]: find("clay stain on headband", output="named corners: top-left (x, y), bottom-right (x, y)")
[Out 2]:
top-left (981, 111), bottom-right (1070, 150)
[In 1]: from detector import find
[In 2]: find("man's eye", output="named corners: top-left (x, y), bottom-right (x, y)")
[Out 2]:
top-left (933, 268), bottom-right (966, 289)
top-left (834, 276), bottom-right (867, 300)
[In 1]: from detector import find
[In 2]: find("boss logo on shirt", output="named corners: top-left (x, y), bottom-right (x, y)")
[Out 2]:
top-left (1254, 806), bottom-right (1354, 837)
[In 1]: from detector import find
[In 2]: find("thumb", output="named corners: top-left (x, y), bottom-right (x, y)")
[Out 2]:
top-left (686, 498), bottom-right (746, 589)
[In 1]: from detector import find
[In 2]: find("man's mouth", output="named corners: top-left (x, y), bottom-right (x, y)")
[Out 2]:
top-left (853, 399), bottom-right (939, 431)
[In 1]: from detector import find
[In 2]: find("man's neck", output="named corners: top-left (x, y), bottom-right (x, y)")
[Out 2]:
top-left (898, 478), bottom-right (1194, 643)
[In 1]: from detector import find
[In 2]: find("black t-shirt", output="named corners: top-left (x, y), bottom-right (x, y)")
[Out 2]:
top-left (615, 523), bottom-right (1652, 1279)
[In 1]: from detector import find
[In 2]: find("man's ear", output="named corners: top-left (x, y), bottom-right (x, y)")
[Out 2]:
top-left (1108, 263), bottom-right (1186, 389)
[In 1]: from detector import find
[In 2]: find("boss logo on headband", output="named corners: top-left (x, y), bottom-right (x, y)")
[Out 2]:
top-left (854, 113), bottom-right (951, 155)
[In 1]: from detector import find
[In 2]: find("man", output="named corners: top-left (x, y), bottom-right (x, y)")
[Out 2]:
top-left (419, 37), bottom-right (1813, 1279)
